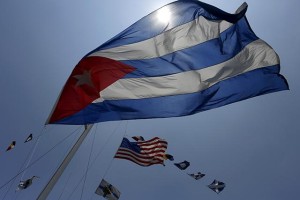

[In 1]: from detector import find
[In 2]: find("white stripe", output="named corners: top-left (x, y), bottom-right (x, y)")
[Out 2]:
top-left (115, 154), bottom-right (153, 165)
top-left (141, 149), bottom-right (167, 155)
top-left (94, 39), bottom-right (278, 102)
top-left (116, 155), bottom-right (163, 165)
top-left (89, 16), bottom-right (232, 60)
top-left (140, 143), bottom-right (168, 150)
top-left (140, 147), bottom-right (167, 153)
top-left (115, 151), bottom-right (164, 163)
top-left (116, 148), bottom-right (153, 159)
top-left (116, 147), bottom-right (165, 159)
top-left (138, 138), bottom-right (166, 146)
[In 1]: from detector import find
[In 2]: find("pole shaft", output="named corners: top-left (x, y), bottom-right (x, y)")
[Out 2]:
top-left (37, 124), bottom-right (93, 200)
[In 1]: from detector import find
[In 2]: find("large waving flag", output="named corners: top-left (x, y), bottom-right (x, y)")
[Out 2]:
top-left (47, 0), bottom-right (288, 124)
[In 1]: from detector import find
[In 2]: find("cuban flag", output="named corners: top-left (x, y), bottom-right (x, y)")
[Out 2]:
top-left (47, 0), bottom-right (288, 125)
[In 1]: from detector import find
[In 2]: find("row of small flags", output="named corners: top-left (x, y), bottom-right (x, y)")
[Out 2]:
top-left (4, 134), bottom-right (33, 152)
top-left (95, 178), bottom-right (226, 200)
top-left (174, 160), bottom-right (226, 194)
top-left (14, 135), bottom-right (224, 198)
top-left (4, 134), bottom-right (36, 192)
top-left (95, 136), bottom-right (226, 200)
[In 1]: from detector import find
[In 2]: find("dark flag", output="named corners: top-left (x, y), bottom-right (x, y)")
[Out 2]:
top-left (6, 141), bottom-right (16, 151)
top-left (132, 136), bottom-right (145, 142)
top-left (163, 154), bottom-right (174, 161)
top-left (24, 134), bottom-right (33, 143)
top-left (188, 172), bottom-right (205, 180)
top-left (208, 179), bottom-right (226, 194)
top-left (95, 179), bottom-right (121, 200)
top-left (174, 160), bottom-right (190, 170)
top-left (16, 176), bottom-right (39, 191)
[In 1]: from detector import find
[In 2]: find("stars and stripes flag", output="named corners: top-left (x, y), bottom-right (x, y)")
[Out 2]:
top-left (47, 0), bottom-right (288, 125)
top-left (114, 137), bottom-right (168, 166)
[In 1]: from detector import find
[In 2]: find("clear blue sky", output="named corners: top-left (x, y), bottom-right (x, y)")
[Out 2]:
top-left (0, 0), bottom-right (299, 200)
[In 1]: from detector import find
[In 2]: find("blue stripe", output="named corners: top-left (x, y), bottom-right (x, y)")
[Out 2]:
top-left (87, 0), bottom-right (247, 54)
top-left (121, 17), bottom-right (258, 78)
top-left (56, 65), bottom-right (288, 125)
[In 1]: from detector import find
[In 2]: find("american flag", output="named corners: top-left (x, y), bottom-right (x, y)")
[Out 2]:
top-left (114, 137), bottom-right (168, 166)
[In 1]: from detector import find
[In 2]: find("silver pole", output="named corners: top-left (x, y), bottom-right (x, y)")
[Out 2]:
top-left (37, 124), bottom-right (94, 200)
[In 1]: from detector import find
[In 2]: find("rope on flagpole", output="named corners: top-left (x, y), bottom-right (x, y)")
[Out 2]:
top-left (79, 124), bottom-right (97, 200)
top-left (0, 126), bottom-right (82, 192)
top-left (0, 125), bottom-right (47, 200)
top-left (57, 172), bottom-right (72, 200)
top-left (102, 120), bottom-right (129, 179)
top-left (66, 121), bottom-right (123, 200)
top-left (86, 121), bottom-right (129, 200)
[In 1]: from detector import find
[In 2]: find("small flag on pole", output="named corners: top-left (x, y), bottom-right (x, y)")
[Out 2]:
top-left (188, 172), bottom-right (205, 180)
top-left (95, 179), bottom-right (120, 200)
top-left (24, 134), bottom-right (33, 143)
top-left (6, 141), bottom-right (16, 151)
top-left (174, 160), bottom-right (190, 170)
top-left (163, 154), bottom-right (174, 161)
top-left (132, 136), bottom-right (145, 142)
top-left (208, 179), bottom-right (226, 194)
top-left (16, 176), bottom-right (39, 191)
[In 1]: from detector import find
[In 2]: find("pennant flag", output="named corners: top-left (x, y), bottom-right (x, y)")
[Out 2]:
top-left (6, 141), bottom-right (16, 151)
top-left (114, 137), bottom-right (168, 166)
top-left (163, 154), bottom-right (174, 161)
top-left (24, 134), bottom-right (33, 143)
top-left (174, 160), bottom-right (190, 170)
top-left (47, 0), bottom-right (288, 125)
top-left (208, 179), bottom-right (226, 194)
top-left (188, 172), bottom-right (205, 180)
top-left (95, 179), bottom-right (121, 200)
top-left (16, 176), bottom-right (39, 191)
top-left (132, 136), bottom-right (145, 142)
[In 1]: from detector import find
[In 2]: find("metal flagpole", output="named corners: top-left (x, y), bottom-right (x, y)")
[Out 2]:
top-left (37, 124), bottom-right (94, 200)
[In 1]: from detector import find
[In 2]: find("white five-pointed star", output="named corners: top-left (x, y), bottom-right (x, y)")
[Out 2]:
top-left (73, 70), bottom-right (94, 87)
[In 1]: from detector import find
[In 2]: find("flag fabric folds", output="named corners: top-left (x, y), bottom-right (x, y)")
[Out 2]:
top-left (174, 160), bottom-right (190, 170)
top-left (188, 172), bottom-right (205, 180)
top-left (132, 136), bottom-right (145, 142)
top-left (16, 176), bottom-right (39, 191)
top-left (95, 179), bottom-right (120, 200)
top-left (163, 154), bottom-right (174, 161)
top-left (114, 137), bottom-right (168, 166)
top-left (24, 134), bottom-right (33, 143)
top-left (208, 179), bottom-right (226, 194)
top-left (47, 0), bottom-right (289, 125)
top-left (6, 141), bottom-right (16, 151)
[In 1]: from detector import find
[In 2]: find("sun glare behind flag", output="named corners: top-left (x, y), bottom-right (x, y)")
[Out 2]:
top-left (47, 0), bottom-right (288, 125)
top-left (114, 137), bottom-right (168, 167)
